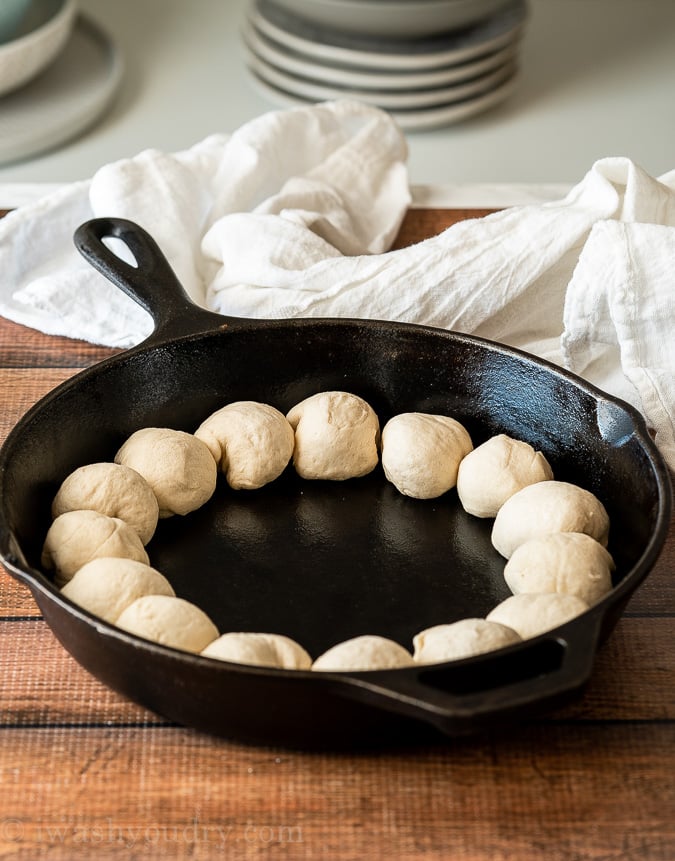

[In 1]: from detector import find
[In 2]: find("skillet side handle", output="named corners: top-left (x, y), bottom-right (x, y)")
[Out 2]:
top-left (341, 613), bottom-right (602, 736)
top-left (74, 217), bottom-right (229, 340)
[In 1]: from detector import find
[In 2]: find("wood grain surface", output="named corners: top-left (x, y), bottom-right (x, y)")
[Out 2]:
top-left (0, 208), bottom-right (673, 860)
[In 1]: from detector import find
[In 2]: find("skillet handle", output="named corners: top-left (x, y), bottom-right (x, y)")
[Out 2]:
top-left (74, 217), bottom-right (230, 340)
top-left (341, 613), bottom-right (602, 735)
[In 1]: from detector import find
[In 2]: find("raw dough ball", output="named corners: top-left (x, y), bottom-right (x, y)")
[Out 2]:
top-left (491, 480), bottom-right (610, 559)
top-left (286, 391), bottom-right (380, 481)
top-left (51, 462), bottom-right (159, 545)
top-left (115, 594), bottom-right (219, 653)
top-left (413, 618), bottom-right (521, 664)
top-left (42, 510), bottom-right (150, 587)
top-left (312, 635), bottom-right (414, 672)
top-left (504, 532), bottom-right (615, 605)
top-left (381, 412), bottom-right (472, 499)
top-left (486, 592), bottom-right (589, 639)
top-left (60, 558), bottom-right (175, 623)
top-left (115, 428), bottom-right (217, 518)
top-left (456, 434), bottom-right (553, 518)
top-left (201, 632), bottom-right (312, 669)
top-left (195, 401), bottom-right (294, 490)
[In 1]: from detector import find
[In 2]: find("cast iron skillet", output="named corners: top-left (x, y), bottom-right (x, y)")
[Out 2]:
top-left (0, 217), bottom-right (670, 748)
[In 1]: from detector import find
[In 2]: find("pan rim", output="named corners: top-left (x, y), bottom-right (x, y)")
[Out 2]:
top-left (10, 548), bottom-right (601, 682)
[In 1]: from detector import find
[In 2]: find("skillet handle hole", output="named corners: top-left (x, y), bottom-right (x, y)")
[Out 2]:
top-left (416, 638), bottom-right (566, 697)
top-left (101, 235), bottom-right (139, 269)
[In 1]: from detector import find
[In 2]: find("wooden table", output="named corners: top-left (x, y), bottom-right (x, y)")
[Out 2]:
top-left (0, 208), bottom-right (673, 860)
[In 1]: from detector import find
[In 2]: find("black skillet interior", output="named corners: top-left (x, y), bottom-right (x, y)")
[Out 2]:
top-left (0, 217), bottom-right (670, 747)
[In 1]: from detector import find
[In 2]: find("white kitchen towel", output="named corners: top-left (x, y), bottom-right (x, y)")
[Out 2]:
top-left (0, 100), bottom-right (674, 469)
top-left (0, 100), bottom-right (411, 345)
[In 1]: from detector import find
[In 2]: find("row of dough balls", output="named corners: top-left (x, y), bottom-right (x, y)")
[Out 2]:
top-left (43, 390), bottom-right (613, 671)
top-left (52, 516), bottom-right (613, 673)
top-left (52, 555), bottom-right (491, 668)
top-left (57, 552), bottom-right (605, 671)
top-left (41, 388), bottom-right (609, 554)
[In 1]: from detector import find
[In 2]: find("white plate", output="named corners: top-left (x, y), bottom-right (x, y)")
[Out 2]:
top-left (243, 18), bottom-right (521, 91)
top-left (250, 0), bottom-right (528, 71)
top-left (248, 67), bottom-right (519, 131)
top-left (0, 0), bottom-right (76, 97)
top-left (245, 45), bottom-right (517, 110)
top-left (0, 14), bottom-right (123, 166)
top-left (268, 0), bottom-right (514, 39)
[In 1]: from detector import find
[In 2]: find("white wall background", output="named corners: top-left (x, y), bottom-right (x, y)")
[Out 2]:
top-left (1, 0), bottom-right (674, 188)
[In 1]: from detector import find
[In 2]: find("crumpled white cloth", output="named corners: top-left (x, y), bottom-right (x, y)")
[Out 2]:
top-left (0, 99), bottom-right (674, 470)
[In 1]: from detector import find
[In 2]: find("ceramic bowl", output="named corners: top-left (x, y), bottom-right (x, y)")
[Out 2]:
top-left (0, 0), bottom-right (76, 97)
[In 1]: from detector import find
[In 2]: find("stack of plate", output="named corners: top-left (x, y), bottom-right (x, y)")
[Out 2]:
top-left (243, 0), bottom-right (529, 130)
